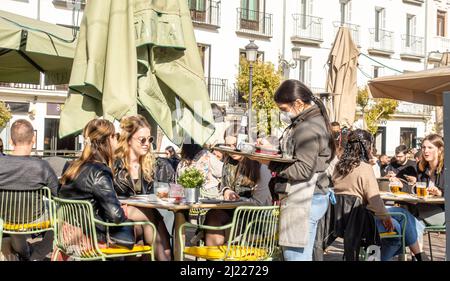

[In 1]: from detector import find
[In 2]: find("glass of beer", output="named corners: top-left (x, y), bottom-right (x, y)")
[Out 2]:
top-left (389, 181), bottom-right (402, 193)
top-left (416, 182), bottom-right (428, 198)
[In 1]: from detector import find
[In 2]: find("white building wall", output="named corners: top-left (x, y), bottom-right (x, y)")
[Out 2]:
top-left (2, 0), bottom-right (449, 153)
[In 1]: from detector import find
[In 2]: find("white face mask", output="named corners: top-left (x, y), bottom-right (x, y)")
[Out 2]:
top-left (280, 111), bottom-right (292, 124)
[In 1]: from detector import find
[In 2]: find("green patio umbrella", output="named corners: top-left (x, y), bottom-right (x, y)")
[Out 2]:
top-left (59, 0), bottom-right (214, 146)
top-left (0, 10), bottom-right (76, 85)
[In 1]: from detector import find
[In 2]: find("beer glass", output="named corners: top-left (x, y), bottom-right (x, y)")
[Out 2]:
top-left (416, 182), bottom-right (428, 198)
top-left (389, 181), bottom-right (402, 193)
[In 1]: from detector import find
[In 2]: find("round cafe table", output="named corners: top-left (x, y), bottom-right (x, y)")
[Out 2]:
top-left (119, 195), bottom-right (255, 261)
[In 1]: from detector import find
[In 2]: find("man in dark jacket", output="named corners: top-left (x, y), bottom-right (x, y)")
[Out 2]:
top-left (385, 145), bottom-right (417, 181)
top-left (0, 119), bottom-right (59, 260)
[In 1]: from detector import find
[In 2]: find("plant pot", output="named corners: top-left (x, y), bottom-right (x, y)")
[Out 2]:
top-left (184, 188), bottom-right (200, 203)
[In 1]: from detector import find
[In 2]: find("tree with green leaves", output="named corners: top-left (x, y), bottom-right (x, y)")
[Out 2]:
top-left (356, 86), bottom-right (398, 135)
top-left (0, 101), bottom-right (12, 128)
top-left (237, 57), bottom-right (282, 137)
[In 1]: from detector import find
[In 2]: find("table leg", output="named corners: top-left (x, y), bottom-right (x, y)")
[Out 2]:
top-left (173, 210), bottom-right (188, 261)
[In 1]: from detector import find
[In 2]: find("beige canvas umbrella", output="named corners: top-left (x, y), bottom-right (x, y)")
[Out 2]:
top-left (59, 0), bottom-right (215, 145)
top-left (326, 26), bottom-right (360, 125)
top-left (0, 10), bottom-right (76, 85)
top-left (435, 52), bottom-right (450, 135)
top-left (368, 67), bottom-right (450, 106)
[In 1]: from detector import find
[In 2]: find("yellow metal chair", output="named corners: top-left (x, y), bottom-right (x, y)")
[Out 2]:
top-left (179, 205), bottom-right (280, 261)
top-left (52, 197), bottom-right (156, 261)
top-left (0, 187), bottom-right (54, 236)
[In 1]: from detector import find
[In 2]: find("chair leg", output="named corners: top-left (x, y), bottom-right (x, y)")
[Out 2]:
top-left (428, 232), bottom-right (433, 261)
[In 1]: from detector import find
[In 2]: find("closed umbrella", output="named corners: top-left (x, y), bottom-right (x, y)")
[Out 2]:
top-left (59, 0), bottom-right (214, 146)
top-left (435, 52), bottom-right (450, 135)
top-left (0, 10), bottom-right (76, 85)
top-left (326, 26), bottom-right (360, 125)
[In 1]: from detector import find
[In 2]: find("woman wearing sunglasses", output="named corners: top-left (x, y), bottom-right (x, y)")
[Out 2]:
top-left (114, 115), bottom-right (172, 261)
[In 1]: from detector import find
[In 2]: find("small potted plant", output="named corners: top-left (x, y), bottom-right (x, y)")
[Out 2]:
top-left (177, 167), bottom-right (205, 203)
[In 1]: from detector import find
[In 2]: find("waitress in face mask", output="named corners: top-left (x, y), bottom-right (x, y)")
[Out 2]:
top-left (253, 79), bottom-right (336, 261)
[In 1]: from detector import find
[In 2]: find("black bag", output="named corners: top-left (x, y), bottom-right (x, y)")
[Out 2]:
top-left (108, 222), bottom-right (135, 250)
top-left (268, 176), bottom-right (288, 201)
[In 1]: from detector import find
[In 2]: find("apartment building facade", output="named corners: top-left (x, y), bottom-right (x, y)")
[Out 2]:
top-left (1, 0), bottom-right (449, 155)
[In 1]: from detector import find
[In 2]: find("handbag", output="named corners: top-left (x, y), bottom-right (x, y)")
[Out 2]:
top-left (107, 221), bottom-right (136, 250)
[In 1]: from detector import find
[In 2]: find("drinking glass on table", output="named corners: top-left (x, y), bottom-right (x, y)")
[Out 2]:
top-left (389, 180), bottom-right (402, 194)
top-left (415, 182), bottom-right (429, 198)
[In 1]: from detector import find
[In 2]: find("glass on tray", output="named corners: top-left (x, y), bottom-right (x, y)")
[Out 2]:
top-left (154, 181), bottom-right (169, 200)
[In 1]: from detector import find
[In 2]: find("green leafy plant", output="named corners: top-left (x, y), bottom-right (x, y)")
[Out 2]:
top-left (237, 56), bottom-right (283, 136)
top-left (356, 86), bottom-right (398, 135)
top-left (0, 101), bottom-right (12, 128)
top-left (178, 167), bottom-right (205, 189)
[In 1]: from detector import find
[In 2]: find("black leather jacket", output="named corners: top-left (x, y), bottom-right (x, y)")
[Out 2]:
top-left (58, 162), bottom-right (126, 225)
top-left (113, 159), bottom-right (153, 198)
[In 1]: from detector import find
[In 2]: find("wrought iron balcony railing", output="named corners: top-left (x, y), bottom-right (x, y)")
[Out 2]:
top-left (292, 14), bottom-right (323, 43)
top-left (236, 8), bottom-right (273, 37)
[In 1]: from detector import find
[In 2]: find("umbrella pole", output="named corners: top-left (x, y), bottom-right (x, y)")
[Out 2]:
top-left (444, 91), bottom-right (450, 261)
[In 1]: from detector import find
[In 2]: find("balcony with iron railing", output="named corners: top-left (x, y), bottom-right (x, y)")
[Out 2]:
top-left (0, 82), bottom-right (69, 91)
top-left (52, 0), bottom-right (86, 9)
top-left (368, 28), bottom-right (394, 56)
top-left (431, 36), bottom-right (450, 53)
top-left (188, 0), bottom-right (220, 28)
top-left (333, 22), bottom-right (360, 46)
top-left (236, 8), bottom-right (273, 38)
top-left (205, 77), bottom-right (229, 103)
top-left (291, 14), bottom-right (323, 45)
top-left (395, 102), bottom-right (433, 116)
top-left (400, 34), bottom-right (425, 59)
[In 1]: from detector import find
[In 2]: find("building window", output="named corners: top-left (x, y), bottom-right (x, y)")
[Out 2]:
top-left (406, 14), bottom-right (416, 46)
top-left (241, 0), bottom-right (260, 21)
top-left (437, 10), bottom-right (447, 37)
top-left (189, 0), bottom-right (206, 11)
top-left (373, 66), bottom-right (383, 78)
top-left (400, 127), bottom-right (417, 149)
top-left (375, 7), bottom-right (385, 42)
top-left (197, 43), bottom-right (210, 76)
top-left (298, 57), bottom-right (311, 86)
top-left (340, 0), bottom-right (352, 24)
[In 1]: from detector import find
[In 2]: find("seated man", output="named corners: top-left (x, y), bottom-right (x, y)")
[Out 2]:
top-left (0, 119), bottom-right (59, 260)
top-left (385, 145), bottom-right (418, 181)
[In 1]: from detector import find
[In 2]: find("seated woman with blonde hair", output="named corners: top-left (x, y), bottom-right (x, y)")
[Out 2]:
top-left (114, 115), bottom-right (172, 261)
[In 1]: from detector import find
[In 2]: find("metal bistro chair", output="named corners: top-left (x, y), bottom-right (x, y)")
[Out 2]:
top-left (424, 224), bottom-right (446, 261)
top-left (179, 205), bottom-right (280, 261)
top-left (52, 197), bottom-right (156, 261)
top-left (369, 212), bottom-right (407, 261)
top-left (0, 187), bottom-right (54, 239)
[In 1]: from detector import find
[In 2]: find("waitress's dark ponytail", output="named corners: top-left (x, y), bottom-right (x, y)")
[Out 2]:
top-left (274, 79), bottom-right (336, 163)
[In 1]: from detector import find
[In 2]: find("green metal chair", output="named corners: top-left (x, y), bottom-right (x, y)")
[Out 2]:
top-left (424, 224), bottom-right (446, 261)
top-left (179, 205), bottom-right (280, 261)
top-left (52, 197), bottom-right (156, 261)
top-left (0, 187), bottom-right (54, 235)
top-left (369, 211), bottom-right (407, 261)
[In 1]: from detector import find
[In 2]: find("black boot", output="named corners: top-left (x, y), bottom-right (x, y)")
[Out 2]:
top-left (413, 252), bottom-right (429, 261)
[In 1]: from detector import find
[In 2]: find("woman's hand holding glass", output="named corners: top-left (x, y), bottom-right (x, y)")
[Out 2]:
top-left (427, 186), bottom-right (443, 197)
top-left (224, 189), bottom-right (240, 201)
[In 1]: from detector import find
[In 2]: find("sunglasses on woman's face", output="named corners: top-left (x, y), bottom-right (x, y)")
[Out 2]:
top-left (135, 136), bottom-right (154, 145)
